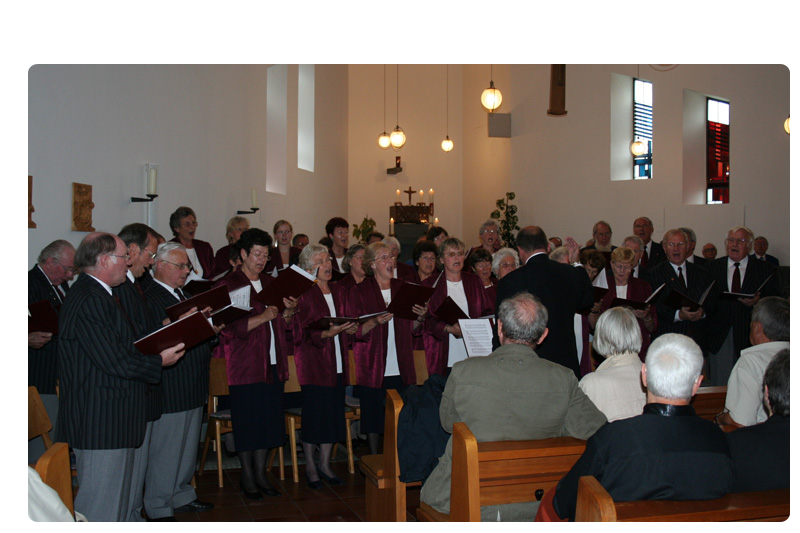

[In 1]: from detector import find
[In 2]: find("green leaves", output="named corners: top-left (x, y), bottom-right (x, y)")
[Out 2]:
top-left (490, 192), bottom-right (520, 248)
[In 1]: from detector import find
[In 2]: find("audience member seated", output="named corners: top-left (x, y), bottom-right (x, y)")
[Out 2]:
top-left (579, 307), bottom-right (646, 422)
top-left (420, 292), bottom-right (606, 521)
top-left (726, 349), bottom-right (789, 492)
top-left (553, 333), bottom-right (734, 521)
top-left (491, 247), bottom-right (519, 280)
top-left (716, 296), bottom-right (789, 429)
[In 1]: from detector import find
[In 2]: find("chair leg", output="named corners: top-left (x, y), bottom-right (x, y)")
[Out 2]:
top-left (199, 424), bottom-right (212, 476)
top-left (279, 446), bottom-right (284, 480)
top-left (215, 421), bottom-right (224, 488)
top-left (346, 419), bottom-right (355, 474)
top-left (288, 417), bottom-right (299, 483)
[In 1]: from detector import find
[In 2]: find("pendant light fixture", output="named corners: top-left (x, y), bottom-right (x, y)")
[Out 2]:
top-left (389, 65), bottom-right (406, 150)
top-left (480, 64), bottom-right (503, 112)
top-left (442, 64), bottom-right (454, 152)
top-left (784, 115), bottom-right (790, 134)
top-left (377, 65), bottom-right (391, 149)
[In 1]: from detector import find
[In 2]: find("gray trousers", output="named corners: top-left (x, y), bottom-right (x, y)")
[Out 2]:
top-left (74, 447), bottom-right (136, 522)
top-left (144, 408), bottom-right (203, 518)
top-left (126, 420), bottom-right (154, 521)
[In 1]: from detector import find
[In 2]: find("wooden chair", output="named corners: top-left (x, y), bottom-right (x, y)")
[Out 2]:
top-left (29, 386), bottom-right (53, 452)
top-left (279, 355), bottom-right (355, 483)
top-left (575, 475), bottom-right (790, 521)
top-left (416, 422), bottom-right (586, 522)
top-left (359, 389), bottom-right (422, 521)
top-left (413, 350), bottom-right (429, 385)
top-left (34, 441), bottom-right (74, 518)
top-left (691, 385), bottom-right (727, 422)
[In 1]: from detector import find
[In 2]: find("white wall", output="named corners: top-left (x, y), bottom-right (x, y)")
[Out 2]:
top-left (28, 64), bottom-right (349, 268)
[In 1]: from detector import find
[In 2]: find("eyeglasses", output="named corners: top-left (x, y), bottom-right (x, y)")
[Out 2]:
top-left (181, 220), bottom-right (199, 228)
top-left (666, 242), bottom-right (686, 248)
top-left (418, 255), bottom-right (436, 262)
top-left (161, 259), bottom-right (193, 271)
top-left (445, 251), bottom-right (465, 258)
top-left (107, 253), bottom-right (130, 261)
top-left (374, 254), bottom-right (393, 262)
top-left (498, 262), bottom-right (516, 269)
top-left (726, 238), bottom-right (749, 245)
top-left (54, 258), bottom-right (78, 274)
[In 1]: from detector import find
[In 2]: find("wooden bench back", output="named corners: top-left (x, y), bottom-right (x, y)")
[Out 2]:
top-left (576, 475), bottom-right (790, 522)
top-left (691, 385), bottom-right (726, 422)
top-left (448, 422), bottom-right (587, 521)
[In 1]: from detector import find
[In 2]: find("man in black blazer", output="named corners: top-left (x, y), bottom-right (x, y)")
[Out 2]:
top-left (142, 242), bottom-right (216, 519)
top-left (751, 236), bottom-right (780, 266)
top-left (496, 226), bottom-right (594, 378)
top-left (28, 239), bottom-right (76, 463)
top-left (705, 226), bottom-right (779, 385)
top-left (641, 229), bottom-right (713, 349)
top-left (633, 216), bottom-right (666, 271)
top-left (57, 232), bottom-right (185, 521)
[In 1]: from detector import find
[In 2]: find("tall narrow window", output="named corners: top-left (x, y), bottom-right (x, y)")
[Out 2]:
top-left (632, 79), bottom-right (653, 179)
top-left (266, 65), bottom-right (287, 195)
top-left (297, 65), bottom-right (315, 172)
top-left (706, 98), bottom-right (730, 204)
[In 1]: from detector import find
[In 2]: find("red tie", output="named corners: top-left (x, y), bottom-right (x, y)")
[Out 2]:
top-left (732, 262), bottom-right (741, 293)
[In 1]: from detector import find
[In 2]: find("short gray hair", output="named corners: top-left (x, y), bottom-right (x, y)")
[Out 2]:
top-left (37, 240), bottom-right (75, 264)
top-left (752, 296), bottom-right (790, 342)
top-left (593, 307), bottom-right (642, 357)
top-left (298, 243), bottom-right (329, 272)
top-left (497, 292), bottom-right (548, 347)
top-left (154, 241), bottom-right (185, 263)
top-left (679, 227), bottom-right (697, 243)
top-left (645, 334), bottom-right (703, 401)
top-left (492, 247), bottom-right (519, 275)
top-left (548, 246), bottom-right (570, 263)
top-left (382, 235), bottom-right (400, 249)
top-left (622, 234), bottom-right (644, 249)
top-left (479, 219), bottom-right (500, 235)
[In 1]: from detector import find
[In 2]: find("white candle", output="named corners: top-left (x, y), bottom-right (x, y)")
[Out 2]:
top-left (251, 188), bottom-right (258, 209)
top-left (390, 217), bottom-right (395, 235)
top-left (147, 167), bottom-right (157, 195)
top-left (429, 188), bottom-right (434, 204)
top-left (396, 189), bottom-right (401, 203)
top-left (434, 217), bottom-right (439, 226)
top-left (419, 189), bottom-right (423, 202)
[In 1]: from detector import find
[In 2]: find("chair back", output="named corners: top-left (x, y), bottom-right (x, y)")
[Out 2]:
top-left (285, 355), bottom-right (302, 393)
top-left (348, 350), bottom-right (357, 385)
top-left (413, 350), bottom-right (429, 385)
top-left (34, 442), bottom-right (74, 517)
top-left (208, 358), bottom-right (230, 397)
top-left (28, 386), bottom-right (53, 449)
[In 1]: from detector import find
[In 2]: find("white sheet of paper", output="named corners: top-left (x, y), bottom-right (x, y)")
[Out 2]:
top-left (229, 285), bottom-right (251, 308)
top-left (458, 318), bottom-right (494, 357)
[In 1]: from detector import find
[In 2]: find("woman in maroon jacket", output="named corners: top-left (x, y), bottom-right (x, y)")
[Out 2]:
top-left (168, 206), bottom-right (215, 279)
top-left (269, 219), bottom-right (302, 273)
top-left (347, 242), bottom-right (427, 455)
top-left (589, 247), bottom-right (656, 362)
top-left (422, 238), bottom-right (494, 377)
top-left (292, 243), bottom-right (356, 488)
top-left (214, 228), bottom-right (296, 500)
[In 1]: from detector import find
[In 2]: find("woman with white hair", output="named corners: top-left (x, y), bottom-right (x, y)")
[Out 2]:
top-left (491, 247), bottom-right (519, 280)
top-left (579, 307), bottom-right (646, 422)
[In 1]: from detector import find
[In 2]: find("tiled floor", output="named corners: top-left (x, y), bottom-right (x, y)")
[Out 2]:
top-left (179, 455), bottom-right (420, 522)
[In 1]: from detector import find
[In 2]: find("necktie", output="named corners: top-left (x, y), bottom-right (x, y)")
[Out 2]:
top-left (174, 288), bottom-right (186, 301)
top-left (641, 247), bottom-right (649, 269)
top-left (732, 262), bottom-right (741, 293)
top-left (677, 266), bottom-right (687, 290)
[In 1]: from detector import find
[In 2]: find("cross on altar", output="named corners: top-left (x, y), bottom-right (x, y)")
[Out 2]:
top-left (403, 187), bottom-right (416, 205)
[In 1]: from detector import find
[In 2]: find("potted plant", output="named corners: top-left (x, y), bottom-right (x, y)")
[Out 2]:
top-left (352, 216), bottom-right (377, 244)
top-left (490, 192), bottom-right (520, 248)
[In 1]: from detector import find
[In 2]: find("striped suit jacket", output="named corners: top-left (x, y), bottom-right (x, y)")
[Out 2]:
top-left (28, 266), bottom-right (69, 394)
top-left (144, 281), bottom-right (212, 413)
top-left (56, 273), bottom-right (162, 449)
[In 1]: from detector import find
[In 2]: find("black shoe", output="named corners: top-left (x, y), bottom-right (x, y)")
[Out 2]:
top-left (173, 499), bottom-right (214, 513)
top-left (239, 481), bottom-right (263, 500)
top-left (255, 481), bottom-right (282, 497)
top-left (318, 471), bottom-right (343, 486)
top-left (306, 473), bottom-right (323, 490)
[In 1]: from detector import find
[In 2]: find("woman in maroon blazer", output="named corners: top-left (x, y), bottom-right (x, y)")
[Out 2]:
top-left (168, 206), bottom-right (215, 279)
top-left (292, 243), bottom-right (356, 488)
top-left (269, 219), bottom-right (302, 273)
top-left (347, 242), bottom-right (427, 455)
top-left (422, 238), bottom-right (494, 377)
top-left (589, 247), bottom-right (656, 362)
top-left (214, 228), bottom-right (296, 500)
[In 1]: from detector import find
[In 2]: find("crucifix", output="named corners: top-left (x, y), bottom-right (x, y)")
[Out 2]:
top-left (403, 187), bottom-right (416, 205)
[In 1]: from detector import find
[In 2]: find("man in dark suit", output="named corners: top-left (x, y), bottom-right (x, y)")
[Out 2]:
top-left (634, 216), bottom-right (666, 271)
top-left (496, 226), bottom-right (594, 378)
top-left (680, 226), bottom-right (708, 268)
top-left (752, 236), bottom-right (780, 266)
top-left (143, 242), bottom-right (216, 520)
top-left (57, 232), bottom-right (185, 521)
top-left (641, 228), bottom-right (713, 349)
top-left (705, 226), bottom-right (779, 385)
top-left (28, 239), bottom-right (76, 463)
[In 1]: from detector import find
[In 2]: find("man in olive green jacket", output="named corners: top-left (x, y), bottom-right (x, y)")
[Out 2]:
top-left (420, 292), bottom-right (607, 521)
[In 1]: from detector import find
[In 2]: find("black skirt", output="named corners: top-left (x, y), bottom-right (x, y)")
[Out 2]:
top-left (300, 374), bottom-right (346, 444)
top-left (355, 375), bottom-right (406, 434)
top-left (229, 369), bottom-right (285, 451)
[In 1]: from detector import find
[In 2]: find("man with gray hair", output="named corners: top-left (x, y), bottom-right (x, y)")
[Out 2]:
top-left (421, 292), bottom-right (606, 521)
top-left (716, 296), bottom-right (789, 428)
top-left (28, 239), bottom-right (76, 463)
top-left (678, 226), bottom-right (707, 267)
top-left (553, 333), bottom-right (734, 521)
top-left (57, 232), bottom-right (186, 521)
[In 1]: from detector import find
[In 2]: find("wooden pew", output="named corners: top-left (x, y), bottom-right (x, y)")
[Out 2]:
top-left (416, 422), bottom-right (586, 522)
top-left (575, 475), bottom-right (789, 521)
top-left (691, 385), bottom-right (727, 422)
top-left (359, 389), bottom-right (421, 521)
